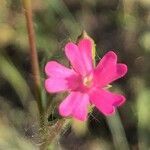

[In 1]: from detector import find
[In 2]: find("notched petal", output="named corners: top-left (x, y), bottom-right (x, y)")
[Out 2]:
top-left (89, 88), bottom-right (126, 116)
top-left (59, 92), bottom-right (90, 121)
top-left (116, 63), bottom-right (128, 78)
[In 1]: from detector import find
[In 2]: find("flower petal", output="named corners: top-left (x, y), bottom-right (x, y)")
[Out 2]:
top-left (94, 51), bottom-right (127, 87)
top-left (72, 93), bottom-right (90, 121)
top-left (65, 39), bottom-right (93, 76)
top-left (45, 61), bottom-right (75, 78)
top-left (65, 42), bottom-right (85, 75)
top-left (89, 88), bottom-right (125, 115)
top-left (59, 92), bottom-right (90, 121)
top-left (78, 39), bottom-right (93, 73)
top-left (45, 78), bottom-right (68, 93)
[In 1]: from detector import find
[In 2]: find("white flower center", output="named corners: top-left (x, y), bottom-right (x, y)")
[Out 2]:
top-left (83, 75), bottom-right (93, 87)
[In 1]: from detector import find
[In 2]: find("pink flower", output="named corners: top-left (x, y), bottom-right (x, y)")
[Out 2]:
top-left (45, 39), bottom-right (127, 121)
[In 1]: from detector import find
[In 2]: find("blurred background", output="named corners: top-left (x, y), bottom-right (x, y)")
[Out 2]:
top-left (0, 0), bottom-right (150, 149)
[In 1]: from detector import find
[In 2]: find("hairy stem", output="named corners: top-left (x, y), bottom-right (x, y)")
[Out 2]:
top-left (22, 2), bottom-right (68, 149)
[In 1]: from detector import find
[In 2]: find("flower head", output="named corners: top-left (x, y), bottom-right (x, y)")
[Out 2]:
top-left (45, 39), bottom-right (127, 121)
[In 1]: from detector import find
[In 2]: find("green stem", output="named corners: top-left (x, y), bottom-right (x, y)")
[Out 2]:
top-left (106, 111), bottom-right (130, 150)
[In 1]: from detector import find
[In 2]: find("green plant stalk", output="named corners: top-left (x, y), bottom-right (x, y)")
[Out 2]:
top-left (106, 111), bottom-right (130, 150)
top-left (22, 0), bottom-right (43, 117)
